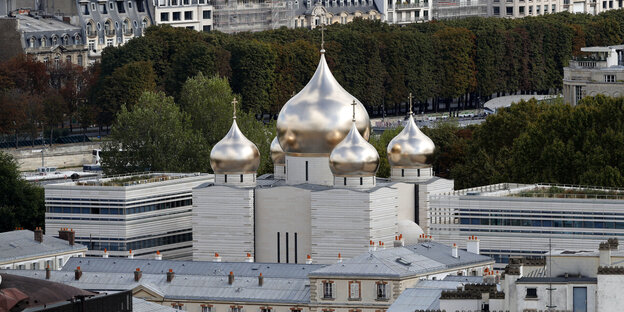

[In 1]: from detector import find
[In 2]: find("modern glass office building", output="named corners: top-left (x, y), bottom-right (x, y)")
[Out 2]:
top-left (44, 173), bottom-right (212, 260)
top-left (428, 183), bottom-right (624, 264)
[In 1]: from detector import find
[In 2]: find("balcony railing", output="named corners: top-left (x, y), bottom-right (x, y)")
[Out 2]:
top-left (105, 29), bottom-right (116, 37)
top-left (87, 30), bottom-right (97, 38)
top-left (395, 1), bottom-right (428, 8)
top-left (123, 28), bottom-right (133, 36)
top-left (569, 60), bottom-right (608, 69)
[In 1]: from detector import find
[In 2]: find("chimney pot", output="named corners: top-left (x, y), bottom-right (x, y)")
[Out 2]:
top-left (452, 243), bottom-right (459, 258)
top-left (228, 271), bottom-right (234, 285)
top-left (45, 265), bottom-right (50, 279)
top-left (306, 254), bottom-right (313, 264)
top-left (128, 249), bottom-right (134, 259)
top-left (258, 273), bottom-right (264, 287)
top-left (214, 252), bottom-right (222, 262)
top-left (74, 267), bottom-right (82, 280)
top-left (246, 253), bottom-right (253, 262)
top-left (155, 250), bottom-right (162, 260)
top-left (167, 269), bottom-right (175, 282)
top-left (34, 227), bottom-right (43, 243)
top-left (337, 253), bottom-right (342, 263)
top-left (134, 268), bottom-right (142, 282)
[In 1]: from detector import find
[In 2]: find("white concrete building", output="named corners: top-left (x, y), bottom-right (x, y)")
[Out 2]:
top-left (44, 173), bottom-right (212, 260)
top-left (0, 228), bottom-right (87, 270)
top-left (429, 183), bottom-right (624, 266)
top-left (151, 0), bottom-right (213, 31)
top-left (563, 44), bottom-right (624, 106)
top-left (193, 48), bottom-right (454, 265)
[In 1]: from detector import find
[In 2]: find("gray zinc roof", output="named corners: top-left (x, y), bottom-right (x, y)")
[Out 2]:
top-left (62, 257), bottom-right (324, 279)
top-left (1, 269), bottom-right (312, 304)
top-left (16, 14), bottom-right (81, 34)
top-left (309, 242), bottom-right (493, 278)
top-left (133, 298), bottom-right (179, 312)
top-left (388, 279), bottom-right (467, 312)
top-left (0, 230), bottom-right (86, 263)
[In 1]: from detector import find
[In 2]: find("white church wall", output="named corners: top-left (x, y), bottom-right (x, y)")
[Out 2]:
top-left (310, 187), bottom-right (398, 263)
top-left (255, 186), bottom-right (312, 263)
top-left (192, 185), bottom-right (255, 262)
top-left (395, 182), bottom-right (416, 223)
top-left (286, 155), bottom-right (334, 186)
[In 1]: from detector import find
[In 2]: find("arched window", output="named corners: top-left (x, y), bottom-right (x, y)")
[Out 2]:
top-left (52, 35), bottom-right (58, 45)
top-left (104, 20), bottom-right (113, 36)
top-left (41, 36), bottom-right (47, 47)
top-left (142, 18), bottom-right (149, 28)
top-left (75, 34), bottom-right (81, 44)
top-left (62, 35), bottom-right (69, 45)
top-left (123, 19), bottom-right (131, 35)
top-left (29, 37), bottom-right (35, 48)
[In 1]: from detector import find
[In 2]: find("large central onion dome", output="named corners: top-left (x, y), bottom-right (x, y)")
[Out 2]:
top-left (329, 107), bottom-right (379, 177)
top-left (387, 114), bottom-right (435, 168)
top-left (276, 51), bottom-right (371, 156)
top-left (210, 117), bottom-right (260, 174)
top-left (270, 136), bottom-right (285, 165)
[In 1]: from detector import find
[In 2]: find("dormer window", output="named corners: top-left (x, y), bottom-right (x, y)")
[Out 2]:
top-left (41, 37), bottom-right (47, 47)
top-left (29, 37), bottom-right (35, 48)
top-left (75, 34), bottom-right (82, 44)
top-left (62, 35), bottom-right (69, 45)
top-left (52, 36), bottom-right (58, 45)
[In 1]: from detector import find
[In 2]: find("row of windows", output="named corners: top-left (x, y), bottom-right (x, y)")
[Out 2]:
top-left (456, 208), bottom-right (624, 216)
top-left (322, 281), bottom-right (389, 300)
top-left (170, 305), bottom-right (303, 312)
top-left (160, 10), bottom-right (210, 21)
top-left (492, 4), bottom-right (555, 15)
top-left (455, 227), bottom-right (624, 237)
top-left (158, 0), bottom-right (211, 6)
top-left (457, 212), bottom-right (624, 220)
top-left (27, 34), bottom-right (82, 49)
top-left (459, 218), bottom-right (624, 229)
top-left (77, 232), bottom-right (192, 251)
top-left (80, 0), bottom-right (145, 15)
top-left (47, 199), bottom-right (192, 215)
top-left (86, 18), bottom-right (147, 36)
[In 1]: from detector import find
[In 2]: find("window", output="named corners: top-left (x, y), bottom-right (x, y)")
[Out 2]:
top-left (66, 55), bottom-right (72, 63)
top-left (78, 54), bottom-right (83, 66)
top-left (349, 281), bottom-right (361, 299)
top-left (526, 287), bottom-right (538, 298)
top-left (260, 308), bottom-right (272, 312)
top-left (544, 4), bottom-right (548, 12)
top-left (109, 2), bottom-right (114, 10)
top-left (323, 281), bottom-right (334, 299)
top-left (63, 35), bottom-right (69, 45)
top-left (128, 1), bottom-right (133, 8)
top-left (202, 25), bottom-right (211, 31)
top-left (161, 12), bottom-right (169, 21)
top-left (58, 258), bottom-right (63, 268)
top-left (173, 12), bottom-right (181, 20)
top-left (41, 37), bottom-right (47, 47)
top-left (172, 303), bottom-right (184, 310)
top-left (99, 3), bottom-right (108, 13)
top-left (117, 1), bottom-right (126, 12)
top-left (88, 40), bottom-right (96, 51)
top-left (551, 4), bottom-right (555, 11)
top-left (106, 38), bottom-right (114, 46)
top-left (201, 306), bottom-right (213, 312)
top-left (230, 306), bottom-right (242, 312)
top-left (29, 37), bottom-right (35, 48)
top-left (184, 11), bottom-right (193, 20)
top-left (376, 282), bottom-right (388, 299)
top-left (605, 74), bottom-right (616, 82)
top-left (519, 6), bottom-right (525, 14)
top-left (203, 10), bottom-right (211, 19)
top-left (52, 36), bottom-right (58, 45)
top-left (91, 3), bottom-right (96, 11)
top-left (290, 309), bottom-right (302, 312)
top-left (575, 85), bottom-right (584, 103)
top-left (81, 4), bottom-right (89, 14)
top-left (529, 5), bottom-right (533, 14)
top-left (506, 6), bottom-right (513, 15)
top-left (137, 0), bottom-right (145, 11)
top-left (493, 6), bottom-right (500, 14)
top-left (184, 0), bottom-right (190, 4)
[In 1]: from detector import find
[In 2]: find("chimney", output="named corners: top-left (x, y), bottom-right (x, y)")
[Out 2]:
top-left (258, 273), bottom-right (264, 287)
top-left (599, 242), bottom-right (612, 266)
top-left (337, 253), bottom-right (342, 263)
top-left (379, 241), bottom-right (385, 249)
top-left (134, 268), bottom-right (142, 282)
top-left (467, 236), bottom-right (480, 255)
top-left (306, 254), bottom-right (313, 264)
top-left (452, 243), bottom-right (459, 258)
top-left (45, 265), bottom-right (50, 279)
top-left (394, 235), bottom-right (404, 247)
top-left (245, 253), bottom-right (254, 263)
top-left (228, 272), bottom-right (234, 285)
top-left (103, 248), bottom-right (109, 258)
top-left (167, 269), bottom-right (175, 282)
top-left (67, 229), bottom-right (75, 246)
top-left (34, 227), bottom-right (43, 243)
top-left (214, 253), bottom-right (222, 262)
top-left (155, 251), bottom-right (162, 260)
top-left (128, 249), bottom-right (134, 259)
top-left (74, 266), bottom-right (82, 280)
top-left (369, 240), bottom-right (376, 252)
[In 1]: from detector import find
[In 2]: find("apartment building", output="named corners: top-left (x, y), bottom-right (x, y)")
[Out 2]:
top-left (151, 0), bottom-right (213, 31)
top-left (563, 44), bottom-right (624, 106)
top-left (488, 0), bottom-right (560, 17)
top-left (428, 183), bottom-right (624, 265)
top-left (44, 173), bottom-right (212, 260)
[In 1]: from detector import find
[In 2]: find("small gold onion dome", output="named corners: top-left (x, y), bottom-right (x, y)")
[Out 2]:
top-left (276, 52), bottom-right (371, 155)
top-left (210, 119), bottom-right (260, 174)
top-left (329, 116), bottom-right (379, 177)
top-left (270, 136), bottom-right (285, 165)
top-left (387, 114), bottom-right (435, 168)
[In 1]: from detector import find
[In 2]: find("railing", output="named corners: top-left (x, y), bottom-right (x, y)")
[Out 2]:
top-left (105, 29), bottom-right (116, 37)
top-left (395, 1), bottom-right (428, 8)
top-left (569, 60), bottom-right (608, 69)
top-left (87, 30), bottom-right (97, 38)
top-left (123, 28), bottom-right (133, 35)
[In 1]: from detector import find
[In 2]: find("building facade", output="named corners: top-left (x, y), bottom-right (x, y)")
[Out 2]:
top-left (151, 0), bottom-right (213, 31)
top-left (0, 13), bottom-right (88, 65)
top-left (44, 173), bottom-right (212, 260)
top-left (563, 45), bottom-right (624, 106)
top-left (0, 228), bottom-right (87, 270)
top-left (428, 183), bottom-right (624, 265)
top-left (292, 1), bottom-right (382, 29)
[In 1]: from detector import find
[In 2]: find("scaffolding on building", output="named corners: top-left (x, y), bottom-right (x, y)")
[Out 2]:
top-left (432, 0), bottom-right (487, 19)
top-left (212, 0), bottom-right (293, 33)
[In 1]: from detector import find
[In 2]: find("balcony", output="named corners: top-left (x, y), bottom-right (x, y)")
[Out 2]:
top-left (123, 28), bottom-right (133, 36)
top-left (87, 30), bottom-right (97, 38)
top-left (105, 29), bottom-right (116, 37)
top-left (569, 60), bottom-right (608, 69)
top-left (395, 1), bottom-right (428, 8)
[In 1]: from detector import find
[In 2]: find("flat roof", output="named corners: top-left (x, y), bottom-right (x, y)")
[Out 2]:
top-left (13, 14), bottom-right (81, 33)
top-left (45, 172), bottom-right (212, 189)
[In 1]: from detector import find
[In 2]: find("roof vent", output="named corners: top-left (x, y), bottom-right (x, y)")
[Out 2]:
top-left (395, 257), bottom-right (411, 266)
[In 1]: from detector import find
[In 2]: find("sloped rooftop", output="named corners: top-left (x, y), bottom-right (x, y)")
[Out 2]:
top-left (0, 230), bottom-right (86, 263)
top-left (309, 241), bottom-right (493, 278)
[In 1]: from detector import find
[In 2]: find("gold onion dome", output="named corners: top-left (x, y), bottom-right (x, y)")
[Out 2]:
top-left (276, 51), bottom-right (371, 155)
top-left (210, 100), bottom-right (260, 174)
top-left (270, 136), bottom-right (285, 165)
top-left (387, 114), bottom-right (435, 168)
top-left (329, 102), bottom-right (379, 177)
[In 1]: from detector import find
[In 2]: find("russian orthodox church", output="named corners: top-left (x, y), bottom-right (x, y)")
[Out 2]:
top-left (192, 47), bottom-right (453, 264)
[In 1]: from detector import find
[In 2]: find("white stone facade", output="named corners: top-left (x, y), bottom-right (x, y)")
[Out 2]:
top-left (152, 0), bottom-right (214, 31)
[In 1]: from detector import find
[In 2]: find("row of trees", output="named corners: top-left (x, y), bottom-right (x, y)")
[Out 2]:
top-left (93, 10), bottom-right (624, 123)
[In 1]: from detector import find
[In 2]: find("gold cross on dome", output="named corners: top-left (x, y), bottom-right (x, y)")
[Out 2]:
top-left (408, 92), bottom-right (414, 115)
top-left (232, 97), bottom-right (238, 119)
top-left (351, 100), bottom-right (357, 122)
